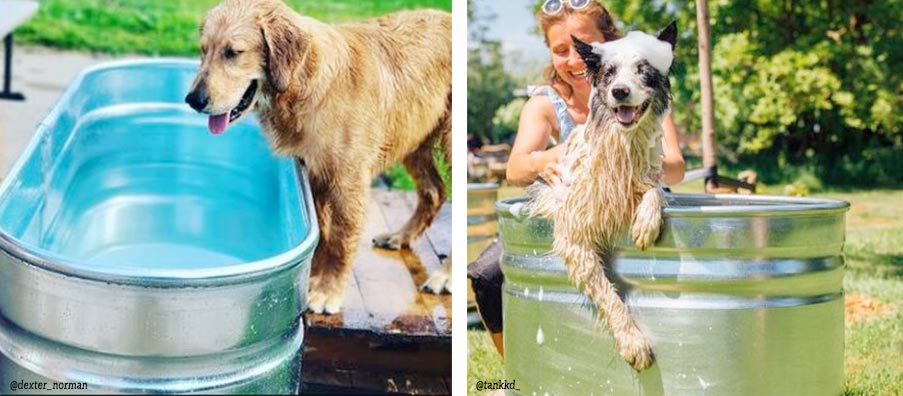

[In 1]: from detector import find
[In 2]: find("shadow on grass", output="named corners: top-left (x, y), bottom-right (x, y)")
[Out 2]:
top-left (846, 252), bottom-right (903, 279)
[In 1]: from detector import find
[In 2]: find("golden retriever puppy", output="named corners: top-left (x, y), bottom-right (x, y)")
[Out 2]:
top-left (185, 0), bottom-right (452, 314)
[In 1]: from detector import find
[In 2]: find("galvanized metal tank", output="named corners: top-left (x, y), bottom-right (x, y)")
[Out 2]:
top-left (0, 60), bottom-right (317, 394)
top-left (497, 194), bottom-right (849, 396)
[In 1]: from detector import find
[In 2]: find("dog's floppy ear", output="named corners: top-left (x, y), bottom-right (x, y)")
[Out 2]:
top-left (656, 21), bottom-right (677, 50)
top-left (572, 35), bottom-right (601, 76)
top-left (260, 8), bottom-right (306, 93)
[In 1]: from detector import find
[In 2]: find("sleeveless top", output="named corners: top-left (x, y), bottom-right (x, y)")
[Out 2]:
top-left (528, 85), bottom-right (576, 146)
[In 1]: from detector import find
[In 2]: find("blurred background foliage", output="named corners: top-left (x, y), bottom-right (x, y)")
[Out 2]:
top-left (467, 1), bottom-right (517, 147)
top-left (467, 0), bottom-right (902, 187)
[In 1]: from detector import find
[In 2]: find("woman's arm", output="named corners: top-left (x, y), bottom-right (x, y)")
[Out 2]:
top-left (506, 96), bottom-right (565, 186)
top-left (661, 113), bottom-right (686, 186)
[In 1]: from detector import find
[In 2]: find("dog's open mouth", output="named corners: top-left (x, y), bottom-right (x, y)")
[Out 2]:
top-left (208, 80), bottom-right (258, 135)
top-left (614, 100), bottom-right (650, 126)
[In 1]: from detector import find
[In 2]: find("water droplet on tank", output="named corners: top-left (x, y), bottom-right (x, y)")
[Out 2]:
top-left (537, 326), bottom-right (545, 345)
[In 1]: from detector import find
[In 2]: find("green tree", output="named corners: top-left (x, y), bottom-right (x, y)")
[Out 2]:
top-left (531, 0), bottom-right (903, 185)
top-left (468, 1), bottom-right (517, 145)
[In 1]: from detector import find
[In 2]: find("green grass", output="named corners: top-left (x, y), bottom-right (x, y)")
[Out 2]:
top-left (16, 0), bottom-right (451, 55)
top-left (468, 188), bottom-right (903, 396)
top-left (384, 147), bottom-right (452, 196)
top-left (468, 330), bottom-right (505, 395)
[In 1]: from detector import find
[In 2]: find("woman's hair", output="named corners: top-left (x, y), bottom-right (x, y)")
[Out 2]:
top-left (538, 1), bottom-right (621, 98)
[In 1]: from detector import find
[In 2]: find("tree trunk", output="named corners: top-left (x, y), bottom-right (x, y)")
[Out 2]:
top-left (696, 0), bottom-right (718, 191)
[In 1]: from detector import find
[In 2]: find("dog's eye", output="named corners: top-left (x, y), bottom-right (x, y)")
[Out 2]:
top-left (224, 48), bottom-right (242, 59)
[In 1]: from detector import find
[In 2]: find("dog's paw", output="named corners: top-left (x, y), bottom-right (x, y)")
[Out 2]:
top-left (618, 325), bottom-right (655, 371)
top-left (631, 212), bottom-right (662, 250)
top-left (372, 232), bottom-right (409, 250)
top-left (631, 191), bottom-right (664, 250)
top-left (307, 287), bottom-right (344, 315)
top-left (421, 266), bottom-right (452, 294)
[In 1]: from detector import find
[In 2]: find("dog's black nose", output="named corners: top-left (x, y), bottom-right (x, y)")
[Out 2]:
top-left (185, 90), bottom-right (209, 112)
top-left (611, 85), bottom-right (630, 100)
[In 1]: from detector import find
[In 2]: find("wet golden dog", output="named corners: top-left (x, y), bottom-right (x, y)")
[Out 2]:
top-left (186, 0), bottom-right (452, 314)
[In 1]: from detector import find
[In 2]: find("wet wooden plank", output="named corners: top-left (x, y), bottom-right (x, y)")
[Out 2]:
top-left (398, 192), bottom-right (452, 336)
top-left (305, 190), bottom-right (452, 334)
top-left (351, 371), bottom-right (452, 395)
top-left (371, 189), bottom-right (441, 335)
top-left (302, 188), bottom-right (451, 394)
top-left (305, 198), bottom-right (392, 331)
top-left (405, 194), bottom-right (452, 335)
top-left (302, 324), bottom-right (452, 394)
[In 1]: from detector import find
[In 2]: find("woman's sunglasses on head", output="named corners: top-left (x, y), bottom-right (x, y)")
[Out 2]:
top-left (542, 0), bottom-right (591, 16)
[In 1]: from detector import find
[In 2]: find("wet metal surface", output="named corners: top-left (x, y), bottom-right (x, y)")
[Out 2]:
top-left (0, 60), bottom-right (317, 393)
top-left (497, 194), bottom-right (849, 396)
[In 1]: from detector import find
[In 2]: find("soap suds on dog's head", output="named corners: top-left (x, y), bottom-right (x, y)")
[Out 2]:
top-left (591, 31), bottom-right (674, 74)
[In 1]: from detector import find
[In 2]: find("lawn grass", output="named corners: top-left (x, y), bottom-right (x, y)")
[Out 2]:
top-left (468, 330), bottom-right (505, 395)
top-left (468, 187), bottom-right (903, 396)
top-left (16, 0), bottom-right (451, 55)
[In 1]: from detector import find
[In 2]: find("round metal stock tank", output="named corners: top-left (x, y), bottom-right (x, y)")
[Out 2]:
top-left (497, 194), bottom-right (849, 396)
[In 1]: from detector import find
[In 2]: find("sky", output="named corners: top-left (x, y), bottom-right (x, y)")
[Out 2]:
top-left (470, 0), bottom-right (548, 75)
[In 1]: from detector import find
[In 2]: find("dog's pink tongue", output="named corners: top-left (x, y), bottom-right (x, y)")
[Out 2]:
top-left (208, 113), bottom-right (230, 135)
top-left (617, 106), bottom-right (638, 124)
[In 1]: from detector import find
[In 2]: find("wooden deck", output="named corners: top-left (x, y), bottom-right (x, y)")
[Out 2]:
top-left (301, 188), bottom-right (452, 395)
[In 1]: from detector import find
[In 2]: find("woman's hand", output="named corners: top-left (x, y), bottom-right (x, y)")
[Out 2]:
top-left (538, 158), bottom-right (563, 186)
top-left (536, 145), bottom-right (568, 185)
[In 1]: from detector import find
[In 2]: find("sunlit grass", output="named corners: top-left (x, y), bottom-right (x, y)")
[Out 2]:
top-left (16, 0), bottom-right (451, 55)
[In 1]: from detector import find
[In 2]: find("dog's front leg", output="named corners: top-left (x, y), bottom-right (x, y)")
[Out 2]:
top-left (555, 235), bottom-right (654, 370)
top-left (308, 172), bottom-right (367, 315)
top-left (631, 186), bottom-right (665, 250)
